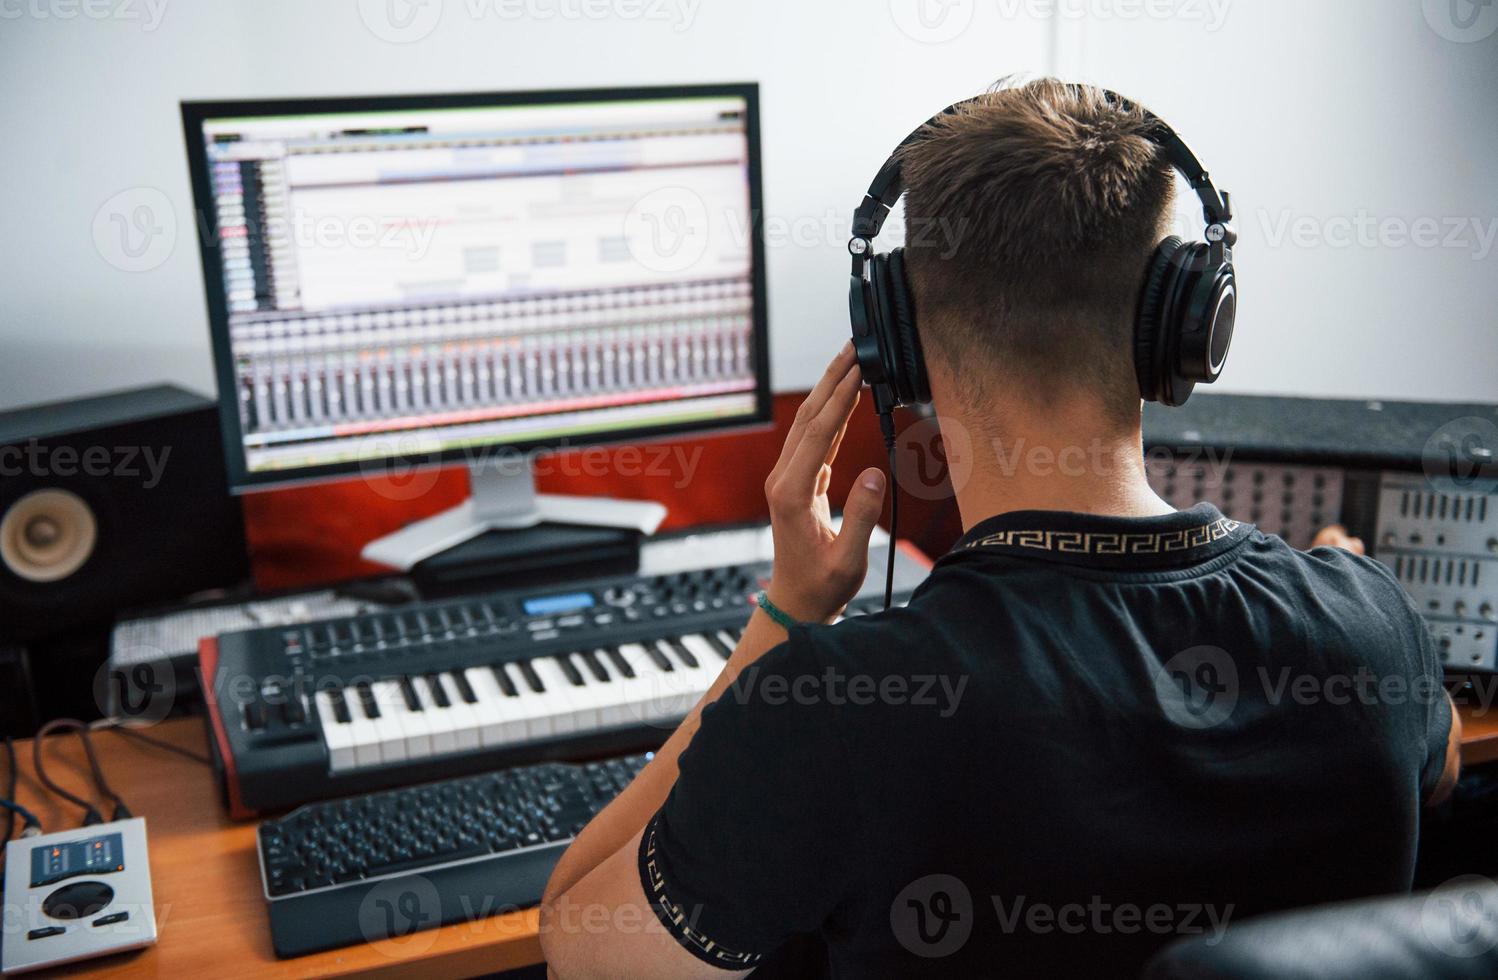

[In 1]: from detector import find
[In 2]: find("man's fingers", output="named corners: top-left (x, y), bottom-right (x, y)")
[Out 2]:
top-left (777, 366), bottom-right (863, 503)
top-left (1311, 524), bottom-right (1366, 555)
top-left (830, 467), bottom-right (887, 576)
top-left (771, 343), bottom-right (857, 480)
top-left (824, 388), bottom-right (859, 468)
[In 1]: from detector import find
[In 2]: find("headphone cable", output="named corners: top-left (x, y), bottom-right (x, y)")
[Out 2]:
top-left (879, 411), bottom-right (899, 610)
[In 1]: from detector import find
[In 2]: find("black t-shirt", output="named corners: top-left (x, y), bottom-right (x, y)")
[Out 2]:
top-left (639, 504), bottom-right (1451, 978)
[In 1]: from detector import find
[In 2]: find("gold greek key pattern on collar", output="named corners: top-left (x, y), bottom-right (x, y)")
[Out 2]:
top-left (641, 820), bottom-right (763, 968)
top-left (962, 517), bottom-right (1242, 556)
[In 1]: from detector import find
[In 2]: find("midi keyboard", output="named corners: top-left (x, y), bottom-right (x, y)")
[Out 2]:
top-left (203, 543), bottom-right (930, 815)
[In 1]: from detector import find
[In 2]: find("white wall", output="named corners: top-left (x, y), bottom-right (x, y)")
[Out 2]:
top-left (1053, 0), bottom-right (1498, 402)
top-left (0, 0), bottom-right (1048, 410)
top-left (1, 0), bottom-right (1494, 412)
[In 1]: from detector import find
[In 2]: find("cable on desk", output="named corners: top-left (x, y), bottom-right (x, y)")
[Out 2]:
top-left (32, 719), bottom-right (130, 825)
top-left (4, 735), bottom-right (45, 841)
top-left (0, 796), bottom-right (43, 839)
top-left (3, 735), bottom-right (15, 845)
top-left (92, 718), bottom-right (213, 767)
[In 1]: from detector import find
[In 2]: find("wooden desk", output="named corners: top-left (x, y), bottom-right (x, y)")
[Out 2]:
top-left (6, 718), bottom-right (544, 979)
top-left (1458, 702), bottom-right (1498, 767)
top-left (11, 697), bottom-right (1496, 978)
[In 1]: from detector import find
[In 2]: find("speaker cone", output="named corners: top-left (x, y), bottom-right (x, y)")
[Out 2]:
top-left (0, 489), bottom-right (98, 583)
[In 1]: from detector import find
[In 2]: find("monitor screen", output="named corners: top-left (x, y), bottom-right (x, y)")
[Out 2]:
top-left (182, 85), bottom-right (768, 491)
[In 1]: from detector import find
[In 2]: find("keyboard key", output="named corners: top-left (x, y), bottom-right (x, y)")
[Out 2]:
top-left (368, 680), bottom-right (409, 763)
top-left (355, 682), bottom-right (381, 720)
top-left (434, 673), bottom-right (481, 752)
top-left (315, 690), bottom-right (356, 772)
top-left (667, 637), bottom-right (700, 669)
top-left (451, 671), bottom-right (479, 704)
top-left (416, 677), bottom-right (459, 755)
top-left (517, 660), bottom-right (546, 694)
top-left (642, 642), bottom-right (674, 672)
top-left (679, 633), bottom-right (726, 669)
top-left (555, 655), bottom-right (585, 687)
top-left (329, 687), bottom-right (352, 725)
top-left (399, 676), bottom-right (422, 711)
top-left (579, 649), bottom-right (611, 683)
top-left (603, 647), bottom-right (636, 679)
top-left (491, 662), bottom-right (519, 697)
top-left (700, 631), bottom-right (733, 660)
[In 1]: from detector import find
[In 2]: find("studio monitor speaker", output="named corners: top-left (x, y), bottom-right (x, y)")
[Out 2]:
top-left (0, 385), bottom-right (250, 646)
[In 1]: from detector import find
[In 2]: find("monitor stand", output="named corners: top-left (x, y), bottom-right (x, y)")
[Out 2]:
top-left (360, 462), bottom-right (667, 571)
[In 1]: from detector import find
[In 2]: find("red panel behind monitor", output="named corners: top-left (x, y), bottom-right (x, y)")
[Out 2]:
top-left (243, 393), bottom-right (963, 592)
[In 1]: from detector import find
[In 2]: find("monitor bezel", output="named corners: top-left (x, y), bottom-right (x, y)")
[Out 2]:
top-left (180, 82), bottom-right (771, 494)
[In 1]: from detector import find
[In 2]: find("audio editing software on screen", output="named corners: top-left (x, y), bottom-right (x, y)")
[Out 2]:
top-left (197, 95), bottom-right (758, 473)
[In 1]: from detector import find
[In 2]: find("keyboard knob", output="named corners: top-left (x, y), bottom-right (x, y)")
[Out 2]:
top-left (244, 702), bottom-right (267, 731)
top-left (281, 699), bottom-right (307, 726)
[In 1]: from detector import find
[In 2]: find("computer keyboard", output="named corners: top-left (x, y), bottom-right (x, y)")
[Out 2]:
top-left (256, 753), bottom-right (651, 957)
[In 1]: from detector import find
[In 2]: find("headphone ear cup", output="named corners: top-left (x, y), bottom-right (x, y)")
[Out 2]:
top-left (1134, 236), bottom-right (1185, 404)
top-left (886, 249), bottom-right (930, 405)
top-left (867, 253), bottom-right (899, 393)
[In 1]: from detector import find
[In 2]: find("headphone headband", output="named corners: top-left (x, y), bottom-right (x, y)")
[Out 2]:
top-left (849, 89), bottom-right (1234, 262)
top-left (848, 85), bottom-right (1241, 610)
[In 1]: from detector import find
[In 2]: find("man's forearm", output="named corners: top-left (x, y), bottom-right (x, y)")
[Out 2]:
top-left (541, 607), bottom-right (791, 903)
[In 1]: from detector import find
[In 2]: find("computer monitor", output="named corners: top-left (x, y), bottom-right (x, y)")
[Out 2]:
top-left (181, 84), bottom-right (769, 568)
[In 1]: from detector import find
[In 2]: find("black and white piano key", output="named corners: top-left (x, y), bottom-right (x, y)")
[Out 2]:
top-left (314, 633), bottom-right (739, 774)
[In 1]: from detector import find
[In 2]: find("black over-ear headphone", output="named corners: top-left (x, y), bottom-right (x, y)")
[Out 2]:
top-left (848, 89), bottom-right (1237, 608)
top-left (848, 89), bottom-right (1238, 420)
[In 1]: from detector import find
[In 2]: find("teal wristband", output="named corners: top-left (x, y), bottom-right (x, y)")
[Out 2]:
top-left (755, 591), bottom-right (800, 631)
